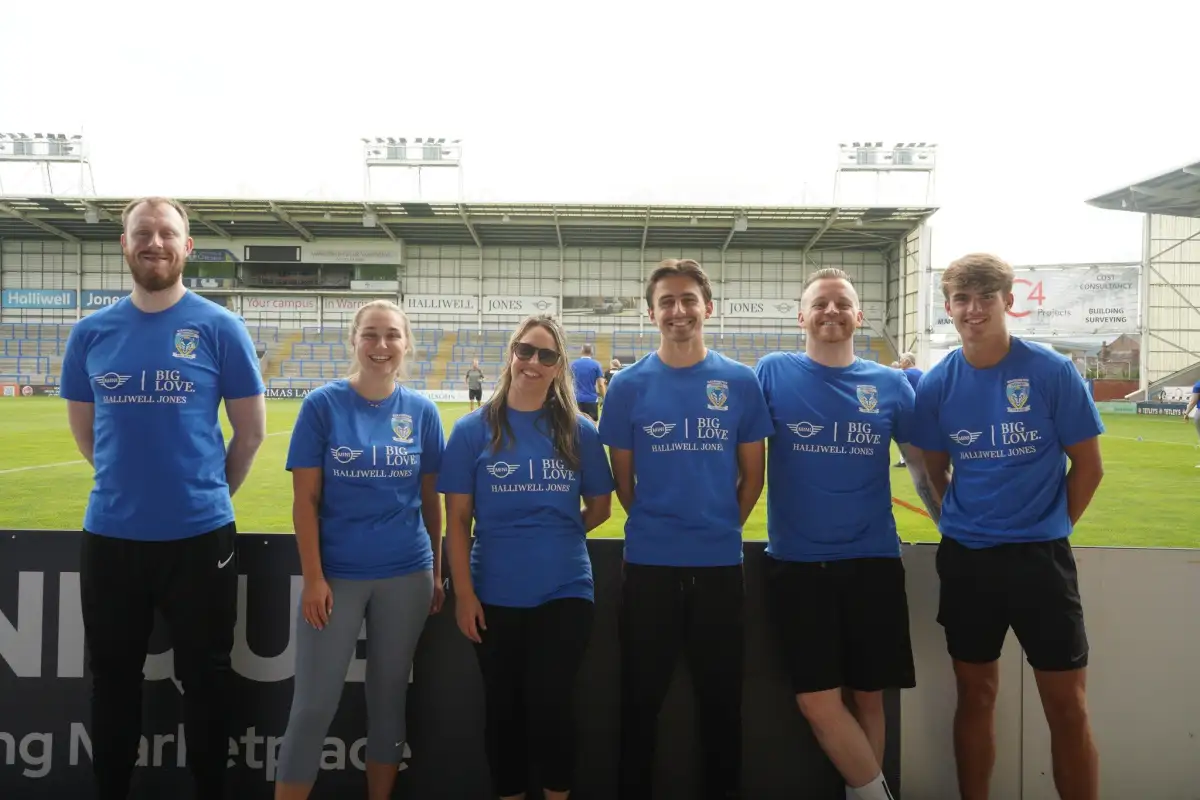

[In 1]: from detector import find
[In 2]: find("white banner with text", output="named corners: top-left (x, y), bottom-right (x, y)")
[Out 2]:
top-left (930, 266), bottom-right (1140, 335)
top-left (481, 296), bottom-right (559, 316)
top-left (722, 298), bottom-right (798, 319)
top-left (403, 295), bottom-right (479, 315)
top-left (242, 295), bottom-right (319, 313)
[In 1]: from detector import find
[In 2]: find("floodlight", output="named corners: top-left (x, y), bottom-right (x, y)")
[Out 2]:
top-left (361, 134), bottom-right (465, 201)
top-left (0, 128), bottom-right (96, 194)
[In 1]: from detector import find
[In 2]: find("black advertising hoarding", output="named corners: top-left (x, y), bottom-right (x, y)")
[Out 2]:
top-left (1135, 402), bottom-right (1188, 416)
top-left (0, 534), bottom-right (900, 799)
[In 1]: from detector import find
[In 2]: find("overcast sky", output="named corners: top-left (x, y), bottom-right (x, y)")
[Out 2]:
top-left (2, 0), bottom-right (1196, 267)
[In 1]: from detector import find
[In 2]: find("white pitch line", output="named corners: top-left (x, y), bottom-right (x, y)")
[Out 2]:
top-left (0, 429), bottom-right (294, 476)
top-left (1105, 434), bottom-right (1199, 447)
top-left (0, 459), bottom-right (86, 475)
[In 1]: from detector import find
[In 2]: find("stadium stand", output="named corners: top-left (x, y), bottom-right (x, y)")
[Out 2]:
top-left (0, 323), bottom-right (71, 385)
top-left (0, 321), bottom-right (893, 391)
top-left (262, 327), bottom-right (442, 392)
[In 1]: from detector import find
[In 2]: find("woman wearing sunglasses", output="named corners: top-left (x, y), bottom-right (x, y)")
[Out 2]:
top-left (438, 314), bottom-right (615, 800)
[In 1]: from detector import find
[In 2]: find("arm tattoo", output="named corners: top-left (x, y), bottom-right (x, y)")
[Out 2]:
top-left (899, 443), bottom-right (942, 524)
top-left (913, 478), bottom-right (941, 524)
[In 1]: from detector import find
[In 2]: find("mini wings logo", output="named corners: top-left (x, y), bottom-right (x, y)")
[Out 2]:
top-left (93, 372), bottom-right (131, 390)
top-left (1005, 378), bottom-right (1031, 413)
top-left (786, 421), bottom-right (824, 438)
top-left (173, 328), bottom-right (199, 360)
top-left (643, 421), bottom-right (676, 438)
top-left (950, 430), bottom-right (983, 446)
top-left (391, 414), bottom-right (414, 443)
top-left (330, 446), bottom-right (364, 464)
top-left (486, 461), bottom-right (520, 478)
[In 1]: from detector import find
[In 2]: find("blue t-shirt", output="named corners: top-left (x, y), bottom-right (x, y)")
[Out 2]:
top-left (598, 350), bottom-right (774, 567)
top-left (286, 381), bottom-right (443, 580)
top-left (58, 291), bottom-right (264, 540)
top-left (902, 367), bottom-right (923, 392)
top-left (755, 354), bottom-right (915, 562)
top-left (911, 337), bottom-right (1105, 548)
top-left (571, 357), bottom-right (604, 403)
top-left (437, 407), bottom-right (615, 607)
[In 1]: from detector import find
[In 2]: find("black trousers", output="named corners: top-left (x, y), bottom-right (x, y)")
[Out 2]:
top-left (474, 597), bottom-right (595, 797)
top-left (618, 563), bottom-right (745, 800)
top-left (80, 523), bottom-right (239, 800)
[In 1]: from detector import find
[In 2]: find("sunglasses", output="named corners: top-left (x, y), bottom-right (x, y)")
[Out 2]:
top-left (512, 342), bottom-right (561, 366)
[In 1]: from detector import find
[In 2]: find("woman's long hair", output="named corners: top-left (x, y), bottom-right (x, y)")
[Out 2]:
top-left (483, 314), bottom-right (582, 471)
top-left (345, 299), bottom-right (415, 381)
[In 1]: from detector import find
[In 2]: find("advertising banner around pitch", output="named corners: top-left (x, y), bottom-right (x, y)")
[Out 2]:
top-left (481, 296), bottom-right (558, 316)
top-left (930, 266), bottom-right (1140, 334)
top-left (1, 289), bottom-right (77, 309)
top-left (322, 297), bottom-right (394, 315)
top-left (81, 290), bottom-right (131, 310)
top-left (0, 534), bottom-right (898, 799)
top-left (722, 298), bottom-right (798, 319)
top-left (403, 295), bottom-right (479, 315)
top-left (242, 295), bottom-right (319, 313)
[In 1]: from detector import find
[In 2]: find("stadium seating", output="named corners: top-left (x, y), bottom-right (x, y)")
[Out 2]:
top-left (262, 326), bottom-right (441, 391)
top-left (0, 323), bottom-right (71, 385)
top-left (0, 321), bottom-right (887, 392)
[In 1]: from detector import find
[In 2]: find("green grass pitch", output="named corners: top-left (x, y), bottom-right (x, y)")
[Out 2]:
top-left (1, 398), bottom-right (1197, 549)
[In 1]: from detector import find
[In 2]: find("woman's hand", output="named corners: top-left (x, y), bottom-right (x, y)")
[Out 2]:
top-left (302, 577), bottom-right (333, 630)
top-left (429, 581), bottom-right (446, 615)
top-left (455, 591), bottom-right (486, 643)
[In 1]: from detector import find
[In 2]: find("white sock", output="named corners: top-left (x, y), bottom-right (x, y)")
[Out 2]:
top-left (849, 772), bottom-right (895, 800)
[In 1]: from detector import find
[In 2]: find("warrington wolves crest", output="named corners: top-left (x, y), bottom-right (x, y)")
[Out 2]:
top-left (172, 328), bottom-right (199, 360)
top-left (391, 413), bottom-right (414, 443)
top-left (856, 384), bottom-right (879, 414)
top-left (705, 380), bottom-right (729, 411)
top-left (1005, 378), bottom-right (1031, 413)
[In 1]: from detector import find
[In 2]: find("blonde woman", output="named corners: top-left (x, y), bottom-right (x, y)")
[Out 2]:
top-left (439, 314), bottom-right (614, 800)
top-left (275, 300), bottom-right (445, 800)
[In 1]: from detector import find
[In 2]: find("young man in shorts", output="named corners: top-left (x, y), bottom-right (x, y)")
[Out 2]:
top-left (755, 268), bottom-right (939, 799)
top-left (913, 253), bottom-right (1105, 800)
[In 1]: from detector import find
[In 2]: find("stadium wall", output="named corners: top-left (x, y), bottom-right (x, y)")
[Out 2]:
top-left (1143, 213), bottom-right (1200, 387)
top-left (1, 239), bottom-right (892, 340)
top-left (2, 535), bottom-right (1197, 798)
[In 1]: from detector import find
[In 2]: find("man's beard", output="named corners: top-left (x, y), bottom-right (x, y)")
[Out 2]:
top-left (126, 252), bottom-right (182, 292)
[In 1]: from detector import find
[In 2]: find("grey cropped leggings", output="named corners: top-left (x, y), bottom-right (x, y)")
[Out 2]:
top-left (276, 570), bottom-right (434, 784)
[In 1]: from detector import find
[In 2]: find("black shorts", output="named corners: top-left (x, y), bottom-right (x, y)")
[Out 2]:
top-left (936, 536), bottom-right (1088, 672)
top-left (578, 401), bottom-right (599, 421)
top-left (468, 387), bottom-right (482, 402)
top-left (764, 554), bottom-right (915, 694)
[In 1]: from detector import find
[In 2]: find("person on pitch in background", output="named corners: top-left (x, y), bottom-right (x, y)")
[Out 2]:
top-left (912, 253), bottom-right (1105, 800)
top-left (466, 358), bottom-right (486, 411)
top-left (274, 300), bottom-right (445, 800)
top-left (1183, 378), bottom-right (1200, 465)
top-left (570, 342), bottom-right (605, 421)
top-left (599, 258), bottom-right (773, 800)
top-left (59, 196), bottom-right (267, 800)
top-left (439, 314), bottom-right (614, 800)
top-left (754, 269), bottom-right (941, 800)
top-left (893, 352), bottom-right (924, 467)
